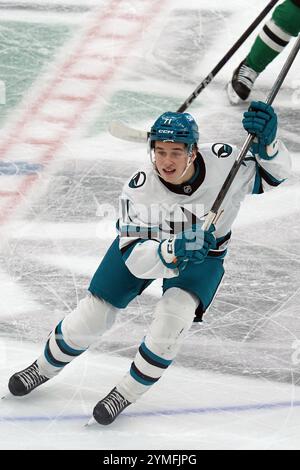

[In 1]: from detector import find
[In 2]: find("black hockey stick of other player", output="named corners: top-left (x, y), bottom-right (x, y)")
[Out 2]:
top-left (109, 0), bottom-right (280, 143)
top-left (203, 34), bottom-right (300, 231)
top-left (178, 0), bottom-right (280, 112)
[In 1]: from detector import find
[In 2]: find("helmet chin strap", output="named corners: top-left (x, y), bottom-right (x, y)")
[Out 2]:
top-left (173, 153), bottom-right (195, 183)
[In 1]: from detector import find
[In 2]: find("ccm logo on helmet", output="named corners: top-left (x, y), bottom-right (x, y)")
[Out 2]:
top-left (158, 130), bottom-right (174, 134)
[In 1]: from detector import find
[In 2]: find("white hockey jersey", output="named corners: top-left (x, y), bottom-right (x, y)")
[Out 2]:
top-left (117, 141), bottom-right (291, 280)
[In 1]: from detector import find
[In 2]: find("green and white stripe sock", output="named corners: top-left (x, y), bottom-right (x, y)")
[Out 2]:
top-left (246, 0), bottom-right (300, 73)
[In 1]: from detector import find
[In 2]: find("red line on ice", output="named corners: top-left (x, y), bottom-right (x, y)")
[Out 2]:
top-left (0, 0), bottom-right (169, 226)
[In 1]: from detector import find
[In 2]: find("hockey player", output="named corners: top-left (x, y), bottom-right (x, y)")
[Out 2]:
top-left (8, 102), bottom-right (291, 426)
top-left (227, 0), bottom-right (300, 103)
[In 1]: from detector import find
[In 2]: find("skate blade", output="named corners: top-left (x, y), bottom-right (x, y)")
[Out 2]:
top-left (0, 393), bottom-right (19, 401)
top-left (84, 416), bottom-right (97, 428)
top-left (1, 393), bottom-right (31, 401)
top-left (226, 81), bottom-right (243, 105)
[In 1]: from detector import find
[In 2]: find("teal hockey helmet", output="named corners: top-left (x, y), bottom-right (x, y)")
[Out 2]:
top-left (150, 111), bottom-right (199, 154)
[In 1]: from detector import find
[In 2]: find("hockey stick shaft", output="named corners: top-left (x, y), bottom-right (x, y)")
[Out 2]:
top-left (109, 0), bottom-right (280, 142)
top-left (203, 34), bottom-right (300, 231)
top-left (176, 0), bottom-right (280, 113)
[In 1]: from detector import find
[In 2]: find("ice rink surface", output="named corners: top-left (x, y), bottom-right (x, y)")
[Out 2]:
top-left (0, 0), bottom-right (300, 450)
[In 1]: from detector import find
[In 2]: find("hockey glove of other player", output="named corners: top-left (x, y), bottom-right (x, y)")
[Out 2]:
top-left (242, 101), bottom-right (278, 160)
top-left (158, 224), bottom-right (216, 272)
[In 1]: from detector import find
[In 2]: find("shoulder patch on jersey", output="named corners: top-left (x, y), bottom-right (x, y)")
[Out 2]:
top-left (212, 143), bottom-right (233, 159)
top-left (129, 171), bottom-right (146, 188)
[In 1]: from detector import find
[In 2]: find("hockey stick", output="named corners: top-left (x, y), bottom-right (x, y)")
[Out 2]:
top-left (203, 34), bottom-right (300, 231)
top-left (109, 0), bottom-right (280, 143)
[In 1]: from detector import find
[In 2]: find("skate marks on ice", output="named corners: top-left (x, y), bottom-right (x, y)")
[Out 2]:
top-left (0, 0), bottom-right (171, 226)
top-left (0, 1), bottom-right (97, 15)
top-left (2, 237), bottom-right (298, 388)
top-left (130, 8), bottom-right (230, 83)
top-left (0, 2), bottom-right (299, 449)
top-left (1, 340), bottom-right (300, 450)
top-left (1, 154), bottom-right (300, 386)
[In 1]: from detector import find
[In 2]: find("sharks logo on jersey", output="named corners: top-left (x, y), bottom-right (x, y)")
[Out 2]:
top-left (129, 172), bottom-right (146, 188)
top-left (212, 143), bottom-right (233, 159)
top-left (118, 139), bottom-right (290, 281)
top-left (162, 206), bottom-right (207, 235)
top-left (119, 201), bottom-right (207, 239)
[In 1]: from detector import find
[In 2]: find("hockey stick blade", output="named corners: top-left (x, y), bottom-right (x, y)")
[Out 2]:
top-left (108, 0), bottom-right (280, 143)
top-left (108, 120), bottom-right (148, 143)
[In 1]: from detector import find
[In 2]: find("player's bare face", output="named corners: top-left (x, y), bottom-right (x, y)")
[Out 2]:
top-left (154, 141), bottom-right (195, 184)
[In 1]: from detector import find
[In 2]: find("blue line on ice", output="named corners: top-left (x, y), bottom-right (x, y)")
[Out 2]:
top-left (1, 400), bottom-right (300, 423)
top-left (0, 161), bottom-right (43, 175)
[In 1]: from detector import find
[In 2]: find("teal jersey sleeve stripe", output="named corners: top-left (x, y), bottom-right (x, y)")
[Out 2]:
top-left (252, 164), bottom-right (264, 194)
top-left (120, 238), bottom-right (145, 262)
top-left (259, 165), bottom-right (285, 186)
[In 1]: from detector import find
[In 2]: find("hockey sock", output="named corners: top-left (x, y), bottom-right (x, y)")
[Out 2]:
top-left (37, 294), bottom-right (117, 378)
top-left (246, 0), bottom-right (300, 73)
top-left (38, 319), bottom-right (87, 378)
top-left (116, 288), bottom-right (198, 403)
